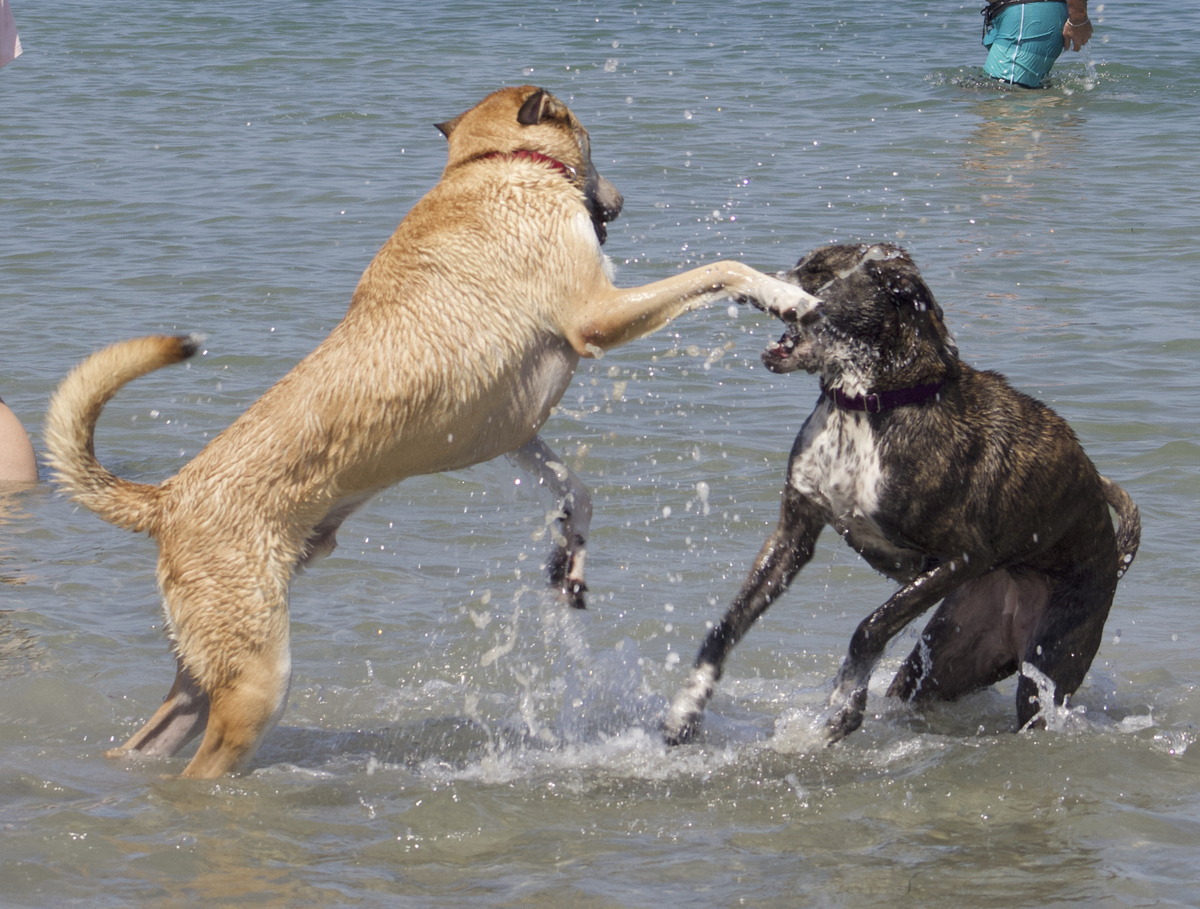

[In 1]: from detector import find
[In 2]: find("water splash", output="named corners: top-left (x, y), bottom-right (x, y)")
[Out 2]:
top-left (1078, 44), bottom-right (1098, 88)
top-left (479, 588), bottom-right (526, 668)
top-left (1018, 662), bottom-right (1089, 733)
top-left (900, 632), bottom-right (935, 701)
top-left (1152, 729), bottom-right (1194, 757)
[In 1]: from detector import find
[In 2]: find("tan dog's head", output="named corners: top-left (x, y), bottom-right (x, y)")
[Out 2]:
top-left (436, 86), bottom-right (623, 243)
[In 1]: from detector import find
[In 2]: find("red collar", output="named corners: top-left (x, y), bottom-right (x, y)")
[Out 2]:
top-left (478, 149), bottom-right (578, 181)
top-left (822, 380), bottom-right (944, 414)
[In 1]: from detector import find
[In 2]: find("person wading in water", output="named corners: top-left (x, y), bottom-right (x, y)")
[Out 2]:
top-left (982, 0), bottom-right (1093, 88)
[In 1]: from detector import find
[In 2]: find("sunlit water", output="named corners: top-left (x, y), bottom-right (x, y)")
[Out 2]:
top-left (2, 1), bottom-right (1199, 906)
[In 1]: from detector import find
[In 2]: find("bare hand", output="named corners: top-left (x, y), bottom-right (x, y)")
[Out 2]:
top-left (1063, 17), bottom-right (1092, 52)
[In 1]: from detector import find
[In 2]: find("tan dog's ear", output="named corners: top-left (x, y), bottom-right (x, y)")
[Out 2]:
top-left (517, 87), bottom-right (568, 126)
top-left (434, 114), bottom-right (462, 138)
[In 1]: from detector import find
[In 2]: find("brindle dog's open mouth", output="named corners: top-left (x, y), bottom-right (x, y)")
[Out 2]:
top-left (761, 283), bottom-right (823, 374)
top-left (761, 324), bottom-right (814, 374)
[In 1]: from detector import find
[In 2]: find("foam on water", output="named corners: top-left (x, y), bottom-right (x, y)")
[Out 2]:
top-left (263, 604), bottom-right (1181, 795)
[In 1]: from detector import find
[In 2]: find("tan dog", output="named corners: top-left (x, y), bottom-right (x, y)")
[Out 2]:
top-left (46, 85), bottom-right (814, 779)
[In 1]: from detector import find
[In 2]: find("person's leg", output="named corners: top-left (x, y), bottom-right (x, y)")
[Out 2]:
top-left (984, 2), bottom-right (1070, 88)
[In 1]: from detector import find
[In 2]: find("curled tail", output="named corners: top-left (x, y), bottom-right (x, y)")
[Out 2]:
top-left (1100, 475), bottom-right (1141, 579)
top-left (45, 334), bottom-right (201, 535)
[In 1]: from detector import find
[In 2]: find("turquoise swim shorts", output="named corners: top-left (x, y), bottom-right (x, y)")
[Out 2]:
top-left (983, 1), bottom-right (1069, 88)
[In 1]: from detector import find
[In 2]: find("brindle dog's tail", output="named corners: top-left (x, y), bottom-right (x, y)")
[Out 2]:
top-left (46, 334), bottom-right (201, 535)
top-left (1100, 475), bottom-right (1141, 578)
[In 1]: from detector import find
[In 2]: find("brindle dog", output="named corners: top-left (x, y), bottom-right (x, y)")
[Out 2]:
top-left (664, 243), bottom-right (1140, 745)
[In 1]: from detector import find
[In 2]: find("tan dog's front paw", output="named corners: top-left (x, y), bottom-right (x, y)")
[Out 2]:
top-left (748, 275), bottom-right (820, 324)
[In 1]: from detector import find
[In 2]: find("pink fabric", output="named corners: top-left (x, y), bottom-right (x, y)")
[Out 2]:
top-left (1, 0), bottom-right (22, 68)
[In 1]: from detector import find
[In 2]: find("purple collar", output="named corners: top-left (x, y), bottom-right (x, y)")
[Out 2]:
top-left (823, 380), bottom-right (944, 414)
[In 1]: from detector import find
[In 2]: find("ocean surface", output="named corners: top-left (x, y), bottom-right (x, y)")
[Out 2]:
top-left (2, 1), bottom-right (1198, 905)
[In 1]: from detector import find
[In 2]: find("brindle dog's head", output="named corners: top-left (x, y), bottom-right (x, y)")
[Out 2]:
top-left (763, 243), bottom-right (959, 392)
top-left (436, 86), bottom-right (623, 244)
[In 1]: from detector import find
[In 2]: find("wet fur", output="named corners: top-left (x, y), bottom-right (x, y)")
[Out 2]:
top-left (665, 243), bottom-right (1140, 745)
top-left (46, 86), bottom-right (814, 779)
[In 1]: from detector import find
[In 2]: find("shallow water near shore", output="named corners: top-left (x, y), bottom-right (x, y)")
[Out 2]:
top-left (2, 1), bottom-right (1199, 906)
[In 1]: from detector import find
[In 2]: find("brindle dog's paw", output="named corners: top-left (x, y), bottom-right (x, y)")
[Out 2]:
top-left (823, 706), bottom-right (864, 745)
top-left (663, 698), bottom-right (705, 746)
top-left (663, 663), bottom-right (718, 746)
top-left (662, 714), bottom-right (699, 747)
top-left (821, 687), bottom-right (868, 745)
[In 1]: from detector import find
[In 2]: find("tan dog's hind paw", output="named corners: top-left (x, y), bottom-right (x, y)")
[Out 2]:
top-left (546, 543), bottom-right (588, 609)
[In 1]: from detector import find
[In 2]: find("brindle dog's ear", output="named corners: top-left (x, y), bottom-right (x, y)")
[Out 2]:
top-left (434, 114), bottom-right (463, 138)
top-left (884, 259), bottom-right (957, 359)
top-left (888, 265), bottom-right (940, 319)
top-left (517, 87), bottom-right (569, 125)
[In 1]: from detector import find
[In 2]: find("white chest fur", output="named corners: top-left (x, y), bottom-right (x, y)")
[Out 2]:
top-left (570, 211), bottom-right (616, 282)
top-left (789, 396), bottom-right (885, 536)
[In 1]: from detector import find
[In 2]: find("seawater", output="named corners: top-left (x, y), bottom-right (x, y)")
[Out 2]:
top-left (2, 1), bottom-right (1199, 906)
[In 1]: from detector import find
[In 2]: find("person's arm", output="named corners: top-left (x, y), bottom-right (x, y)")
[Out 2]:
top-left (0, 396), bottom-right (38, 485)
top-left (1064, 0), bottom-right (1092, 52)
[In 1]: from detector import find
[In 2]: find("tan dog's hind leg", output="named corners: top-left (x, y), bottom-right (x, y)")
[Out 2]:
top-left (109, 643), bottom-right (291, 778)
top-left (570, 261), bottom-right (819, 354)
top-left (177, 628), bottom-right (292, 778)
top-left (180, 666), bottom-right (291, 779)
top-left (108, 659), bottom-right (209, 759)
top-left (134, 555), bottom-right (294, 778)
top-left (509, 436), bottom-right (592, 609)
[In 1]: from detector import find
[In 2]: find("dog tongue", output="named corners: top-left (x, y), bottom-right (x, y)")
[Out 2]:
top-left (761, 328), bottom-right (803, 374)
top-left (766, 332), bottom-right (793, 354)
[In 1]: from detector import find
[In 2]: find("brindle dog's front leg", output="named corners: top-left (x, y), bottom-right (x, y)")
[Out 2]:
top-left (823, 561), bottom-right (970, 743)
top-left (664, 484), bottom-right (824, 744)
top-left (509, 436), bottom-right (593, 609)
